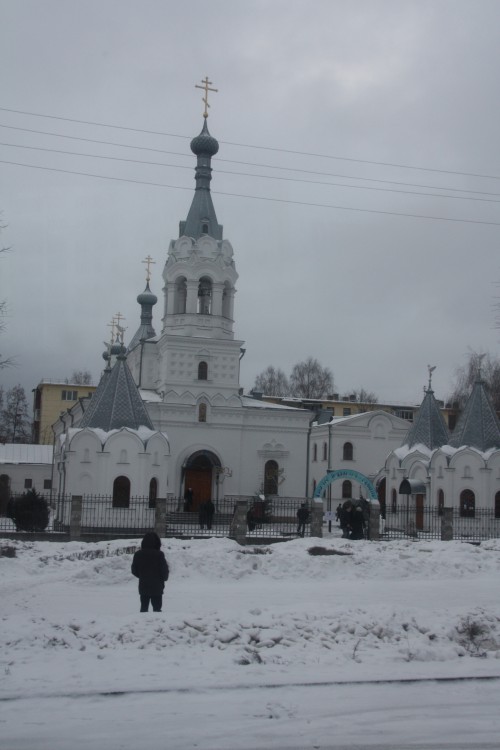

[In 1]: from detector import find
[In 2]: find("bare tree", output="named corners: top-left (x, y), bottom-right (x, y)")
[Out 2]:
top-left (343, 388), bottom-right (378, 404)
top-left (289, 357), bottom-right (334, 399)
top-left (69, 369), bottom-right (93, 385)
top-left (253, 366), bottom-right (290, 396)
top-left (448, 350), bottom-right (500, 412)
top-left (1, 385), bottom-right (31, 443)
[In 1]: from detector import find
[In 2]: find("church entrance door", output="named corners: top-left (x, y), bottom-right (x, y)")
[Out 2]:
top-left (184, 453), bottom-right (218, 511)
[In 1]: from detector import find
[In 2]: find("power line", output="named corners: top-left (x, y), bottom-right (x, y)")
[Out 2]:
top-left (2, 158), bottom-right (500, 226)
top-left (1, 104), bottom-right (499, 182)
top-left (2, 140), bottom-right (500, 205)
top-left (2, 122), bottom-right (499, 198)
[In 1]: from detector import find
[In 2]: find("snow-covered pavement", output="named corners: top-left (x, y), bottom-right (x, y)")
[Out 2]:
top-left (1, 534), bottom-right (500, 748)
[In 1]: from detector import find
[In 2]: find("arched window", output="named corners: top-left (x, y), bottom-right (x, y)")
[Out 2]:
top-left (264, 460), bottom-right (279, 496)
top-left (119, 449), bottom-right (128, 464)
top-left (312, 479), bottom-right (317, 495)
top-left (113, 476), bottom-right (130, 508)
top-left (438, 489), bottom-right (445, 516)
top-left (198, 277), bottom-right (212, 315)
top-left (495, 491), bottom-right (500, 519)
top-left (202, 223), bottom-right (209, 234)
top-left (391, 488), bottom-right (397, 514)
top-left (313, 443), bottom-right (317, 462)
top-left (342, 480), bottom-right (352, 498)
top-left (174, 276), bottom-right (187, 314)
top-left (322, 442), bottom-right (328, 461)
top-left (460, 489), bottom-right (475, 518)
top-left (149, 478), bottom-right (158, 509)
top-left (343, 442), bottom-right (354, 461)
top-left (198, 403), bottom-right (207, 423)
top-left (83, 448), bottom-right (90, 463)
top-left (198, 361), bottom-right (208, 380)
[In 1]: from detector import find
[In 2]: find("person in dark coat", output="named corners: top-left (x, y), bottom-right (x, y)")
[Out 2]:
top-left (183, 487), bottom-right (193, 512)
top-left (131, 531), bottom-right (169, 612)
top-left (349, 506), bottom-right (366, 540)
top-left (339, 502), bottom-right (353, 538)
top-left (204, 499), bottom-right (215, 530)
top-left (296, 503), bottom-right (310, 537)
top-left (198, 501), bottom-right (207, 529)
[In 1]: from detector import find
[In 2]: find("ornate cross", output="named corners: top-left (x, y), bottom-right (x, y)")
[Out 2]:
top-left (195, 77), bottom-right (218, 118)
top-left (114, 311), bottom-right (126, 343)
top-left (142, 254), bottom-right (155, 282)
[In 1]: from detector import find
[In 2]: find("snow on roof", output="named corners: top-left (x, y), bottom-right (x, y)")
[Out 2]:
top-left (138, 389), bottom-right (163, 403)
top-left (0, 444), bottom-right (53, 465)
top-left (240, 396), bottom-right (305, 411)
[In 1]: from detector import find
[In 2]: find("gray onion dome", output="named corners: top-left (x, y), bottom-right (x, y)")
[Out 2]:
top-left (137, 282), bottom-right (158, 306)
top-left (190, 119), bottom-right (219, 157)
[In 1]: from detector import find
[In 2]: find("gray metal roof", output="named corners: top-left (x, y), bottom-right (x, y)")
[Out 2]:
top-left (403, 388), bottom-right (450, 450)
top-left (128, 282), bottom-right (157, 351)
top-left (80, 347), bottom-right (154, 432)
top-left (448, 378), bottom-right (500, 451)
top-left (178, 119), bottom-right (223, 241)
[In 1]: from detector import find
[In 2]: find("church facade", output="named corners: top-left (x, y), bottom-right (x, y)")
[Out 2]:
top-left (53, 113), bottom-right (312, 508)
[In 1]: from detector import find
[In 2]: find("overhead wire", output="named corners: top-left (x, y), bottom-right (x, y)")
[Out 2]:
top-left (2, 140), bottom-right (500, 205)
top-left (1, 123), bottom-right (499, 198)
top-left (2, 158), bottom-right (500, 227)
top-left (1, 104), bottom-right (499, 181)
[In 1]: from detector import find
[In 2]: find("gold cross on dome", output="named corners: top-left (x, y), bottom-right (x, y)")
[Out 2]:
top-left (142, 254), bottom-right (155, 282)
top-left (195, 77), bottom-right (218, 118)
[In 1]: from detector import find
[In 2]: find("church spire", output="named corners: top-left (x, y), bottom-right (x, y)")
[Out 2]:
top-left (403, 367), bottom-right (449, 450)
top-left (448, 372), bottom-right (500, 452)
top-left (179, 78), bottom-right (223, 241)
top-left (128, 256), bottom-right (157, 351)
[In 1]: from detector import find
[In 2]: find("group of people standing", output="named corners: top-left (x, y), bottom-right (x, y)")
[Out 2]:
top-left (336, 501), bottom-right (366, 540)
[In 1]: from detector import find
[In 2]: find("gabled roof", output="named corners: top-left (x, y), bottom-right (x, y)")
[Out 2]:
top-left (403, 387), bottom-right (449, 450)
top-left (448, 378), bottom-right (500, 452)
top-left (80, 345), bottom-right (154, 432)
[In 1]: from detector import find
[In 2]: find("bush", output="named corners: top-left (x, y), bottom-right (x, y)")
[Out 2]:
top-left (10, 490), bottom-right (49, 532)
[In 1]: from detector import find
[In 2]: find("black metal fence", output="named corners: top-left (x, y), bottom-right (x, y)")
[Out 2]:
top-left (244, 496), bottom-right (312, 539)
top-left (164, 496), bottom-right (236, 538)
top-left (80, 495), bottom-right (155, 536)
top-left (382, 504), bottom-right (500, 542)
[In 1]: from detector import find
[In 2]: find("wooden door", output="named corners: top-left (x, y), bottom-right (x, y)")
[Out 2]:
top-left (184, 469), bottom-right (212, 511)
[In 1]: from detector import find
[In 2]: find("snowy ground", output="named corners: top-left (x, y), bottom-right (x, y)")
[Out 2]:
top-left (1, 530), bottom-right (500, 749)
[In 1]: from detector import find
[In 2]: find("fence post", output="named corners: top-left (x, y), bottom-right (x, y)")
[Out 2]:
top-left (229, 500), bottom-right (248, 545)
top-left (310, 501), bottom-right (323, 538)
top-left (368, 502), bottom-right (380, 541)
top-left (70, 495), bottom-right (82, 540)
top-left (441, 507), bottom-right (453, 541)
top-left (155, 497), bottom-right (167, 538)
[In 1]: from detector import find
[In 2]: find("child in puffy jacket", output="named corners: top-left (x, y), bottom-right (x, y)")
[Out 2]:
top-left (131, 531), bottom-right (169, 612)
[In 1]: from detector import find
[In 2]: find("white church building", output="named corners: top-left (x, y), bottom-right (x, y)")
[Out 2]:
top-left (53, 113), bottom-right (312, 508)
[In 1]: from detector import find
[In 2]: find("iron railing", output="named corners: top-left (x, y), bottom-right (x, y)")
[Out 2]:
top-left (80, 495), bottom-right (155, 536)
top-left (164, 496), bottom-right (236, 538)
top-left (382, 504), bottom-right (500, 542)
top-left (244, 496), bottom-right (312, 539)
top-left (0, 492), bottom-right (70, 533)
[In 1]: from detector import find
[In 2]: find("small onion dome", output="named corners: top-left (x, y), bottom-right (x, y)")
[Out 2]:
top-left (190, 119), bottom-right (219, 157)
top-left (110, 340), bottom-right (124, 357)
top-left (137, 283), bottom-right (157, 306)
top-left (102, 349), bottom-right (110, 362)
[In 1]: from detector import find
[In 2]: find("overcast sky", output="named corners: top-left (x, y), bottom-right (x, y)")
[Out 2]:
top-left (1, 0), bottom-right (500, 409)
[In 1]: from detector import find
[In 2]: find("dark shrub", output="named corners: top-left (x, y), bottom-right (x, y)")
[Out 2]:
top-left (11, 490), bottom-right (49, 532)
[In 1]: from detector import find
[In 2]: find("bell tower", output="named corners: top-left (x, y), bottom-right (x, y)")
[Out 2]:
top-left (156, 81), bottom-right (244, 404)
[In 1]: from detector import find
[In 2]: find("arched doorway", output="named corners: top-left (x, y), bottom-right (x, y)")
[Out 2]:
top-left (183, 451), bottom-right (220, 510)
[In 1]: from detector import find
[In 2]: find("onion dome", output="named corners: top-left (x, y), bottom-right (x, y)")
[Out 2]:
top-left (190, 119), bottom-right (219, 157)
top-left (137, 282), bottom-right (158, 307)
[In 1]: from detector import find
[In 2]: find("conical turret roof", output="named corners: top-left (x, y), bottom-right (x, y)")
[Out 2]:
top-left (128, 282), bottom-right (157, 351)
top-left (448, 377), bottom-right (500, 452)
top-left (179, 118), bottom-right (223, 241)
top-left (80, 343), bottom-right (153, 432)
top-left (403, 386), bottom-right (450, 450)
